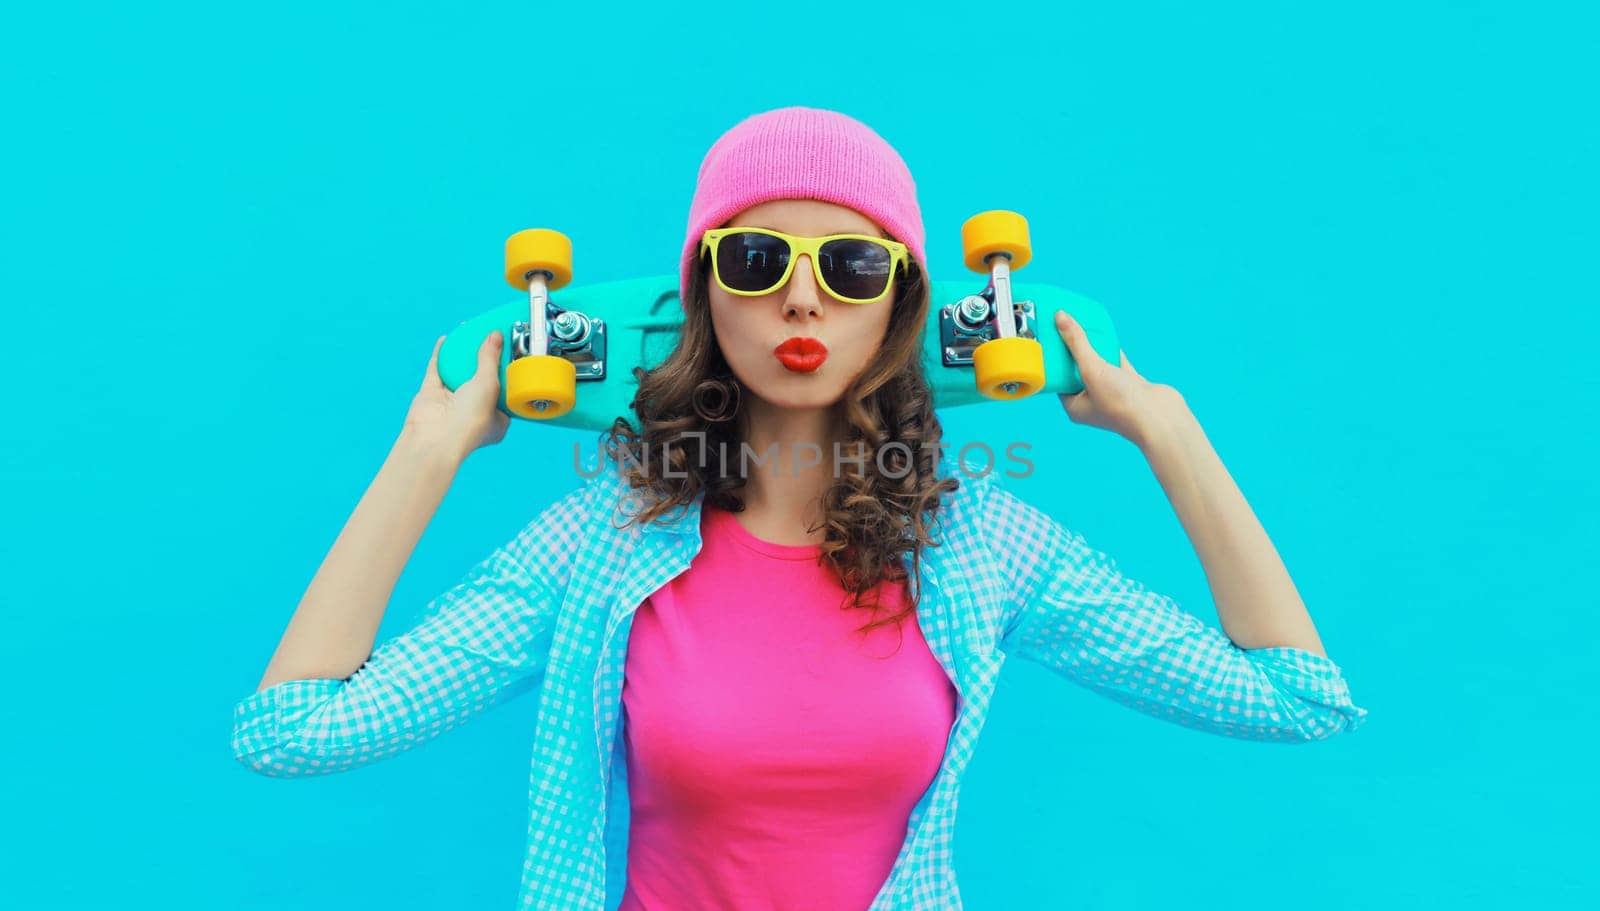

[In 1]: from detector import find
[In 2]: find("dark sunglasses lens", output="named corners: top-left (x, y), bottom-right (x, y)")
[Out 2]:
top-left (818, 239), bottom-right (893, 300)
top-left (716, 232), bottom-right (790, 293)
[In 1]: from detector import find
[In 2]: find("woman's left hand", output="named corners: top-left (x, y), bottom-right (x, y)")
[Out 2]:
top-left (1052, 309), bottom-right (1188, 450)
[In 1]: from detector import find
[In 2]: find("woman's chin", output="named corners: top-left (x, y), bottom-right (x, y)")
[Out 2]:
top-left (746, 373), bottom-right (847, 412)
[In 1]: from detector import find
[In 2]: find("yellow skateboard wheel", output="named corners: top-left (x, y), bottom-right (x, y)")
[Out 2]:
top-left (961, 210), bottom-right (1032, 274)
top-left (505, 354), bottom-right (577, 419)
top-left (505, 228), bottom-right (573, 291)
top-left (972, 336), bottom-right (1046, 400)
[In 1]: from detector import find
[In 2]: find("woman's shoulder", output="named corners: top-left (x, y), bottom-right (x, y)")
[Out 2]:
top-left (567, 446), bottom-right (662, 541)
top-left (932, 449), bottom-right (1063, 560)
top-left (937, 449), bottom-right (1003, 505)
top-left (915, 449), bottom-right (999, 548)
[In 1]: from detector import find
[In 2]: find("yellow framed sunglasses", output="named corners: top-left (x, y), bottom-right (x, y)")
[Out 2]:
top-left (700, 227), bottom-right (909, 305)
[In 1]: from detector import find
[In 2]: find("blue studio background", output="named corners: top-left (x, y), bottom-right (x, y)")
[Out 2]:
top-left (4, 1), bottom-right (1595, 908)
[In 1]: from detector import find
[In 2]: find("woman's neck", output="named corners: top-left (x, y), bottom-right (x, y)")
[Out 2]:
top-left (734, 399), bottom-right (848, 541)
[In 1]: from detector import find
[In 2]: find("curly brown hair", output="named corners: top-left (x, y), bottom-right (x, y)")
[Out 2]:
top-left (597, 244), bottom-right (962, 640)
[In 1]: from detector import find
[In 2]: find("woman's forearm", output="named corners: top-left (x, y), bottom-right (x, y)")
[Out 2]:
top-left (253, 430), bottom-right (464, 691)
top-left (1138, 406), bottom-right (1329, 657)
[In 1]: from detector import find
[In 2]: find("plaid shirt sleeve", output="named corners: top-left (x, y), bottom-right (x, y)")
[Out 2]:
top-left (984, 480), bottom-right (1369, 742)
top-left (230, 480), bottom-right (593, 776)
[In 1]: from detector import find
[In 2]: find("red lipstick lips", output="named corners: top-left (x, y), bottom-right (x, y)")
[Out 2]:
top-left (774, 336), bottom-right (828, 373)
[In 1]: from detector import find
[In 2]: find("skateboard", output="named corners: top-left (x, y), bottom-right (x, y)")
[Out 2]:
top-left (437, 211), bottom-right (1120, 432)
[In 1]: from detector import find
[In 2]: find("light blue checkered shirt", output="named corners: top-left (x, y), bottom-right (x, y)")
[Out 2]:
top-left (231, 451), bottom-right (1369, 909)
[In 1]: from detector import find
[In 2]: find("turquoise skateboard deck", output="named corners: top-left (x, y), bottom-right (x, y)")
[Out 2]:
top-left (436, 273), bottom-right (1120, 433)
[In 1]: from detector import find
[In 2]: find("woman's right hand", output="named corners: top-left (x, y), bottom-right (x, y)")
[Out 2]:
top-left (401, 330), bottom-right (511, 464)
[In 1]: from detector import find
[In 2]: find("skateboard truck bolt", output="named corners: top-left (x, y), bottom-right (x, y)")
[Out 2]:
top-left (551, 311), bottom-right (585, 343)
top-left (956, 294), bottom-right (991, 329)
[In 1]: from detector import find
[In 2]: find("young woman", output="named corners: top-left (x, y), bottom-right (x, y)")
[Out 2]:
top-left (233, 106), bottom-right (1368, 911)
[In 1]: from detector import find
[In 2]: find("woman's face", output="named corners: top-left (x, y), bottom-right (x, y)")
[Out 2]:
top-left (705, 198), bottom-right (898, 413)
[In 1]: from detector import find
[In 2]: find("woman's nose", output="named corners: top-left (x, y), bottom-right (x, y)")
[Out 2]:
top-left (784, 253), bottom-right (822, 316)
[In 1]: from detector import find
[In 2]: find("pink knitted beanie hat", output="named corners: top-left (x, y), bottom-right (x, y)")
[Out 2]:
top-left (678, 106), bottom-right (926, 308)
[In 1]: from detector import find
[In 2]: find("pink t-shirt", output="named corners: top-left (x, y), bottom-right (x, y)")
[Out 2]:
top-left (616, 501), bottom-right (958, 910)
